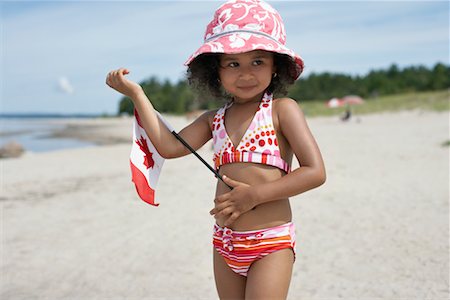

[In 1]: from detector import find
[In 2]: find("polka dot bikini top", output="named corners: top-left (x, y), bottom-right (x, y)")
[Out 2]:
top-left (212, 92), bottom-right (291, 173)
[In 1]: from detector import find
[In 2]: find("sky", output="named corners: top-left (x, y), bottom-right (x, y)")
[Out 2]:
top-left (1, 0), bottom-right (449, 115)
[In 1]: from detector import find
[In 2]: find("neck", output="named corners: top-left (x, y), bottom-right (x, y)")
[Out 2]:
top-left (233, 91), bottom-right (266, 105)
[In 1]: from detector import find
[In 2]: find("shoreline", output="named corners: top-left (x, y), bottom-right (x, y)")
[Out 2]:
top-left (1, 114), bottom-right (196, 156)
top-left (45, 119), bottom-right (133, 146)
top-left (5, 109), bottom-right (449, 155)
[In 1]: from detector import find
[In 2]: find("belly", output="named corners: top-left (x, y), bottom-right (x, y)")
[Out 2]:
top-left (214, 162), bottom-right (292, 230)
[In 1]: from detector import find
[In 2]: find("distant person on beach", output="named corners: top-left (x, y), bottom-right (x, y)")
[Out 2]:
top-left (341, 106), bottom-right (352, 121)
top-left (106, 0), bottom-right (325, 298)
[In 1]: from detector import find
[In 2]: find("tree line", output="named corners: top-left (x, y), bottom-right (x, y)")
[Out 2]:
top-left (118, 62), bottom-right (449, 115)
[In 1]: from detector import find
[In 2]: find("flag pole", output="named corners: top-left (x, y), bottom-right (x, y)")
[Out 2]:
top-left (170, 131), bottom-right (233, 190)
top-left (154, 111), bottom-right (232, 190)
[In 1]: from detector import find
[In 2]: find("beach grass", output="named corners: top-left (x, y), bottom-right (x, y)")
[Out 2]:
top-left (441, 140), bottom-right (450, 147)
top-left (300, 89), bottom-right (449, 117)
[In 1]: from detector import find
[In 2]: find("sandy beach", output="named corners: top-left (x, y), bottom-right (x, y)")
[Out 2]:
top-left (1, 110), bottom-right (449, 299)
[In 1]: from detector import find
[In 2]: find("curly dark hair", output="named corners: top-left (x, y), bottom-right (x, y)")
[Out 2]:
top-left (186, 52), bottom-right (299, 101)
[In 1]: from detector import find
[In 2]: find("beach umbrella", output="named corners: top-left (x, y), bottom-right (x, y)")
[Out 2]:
top-left (326, 96), bottom-right (364, 122)
top-left (342, 95), bottom-right (364, 105)
top-left (326, 97), bottom-right (345, 108)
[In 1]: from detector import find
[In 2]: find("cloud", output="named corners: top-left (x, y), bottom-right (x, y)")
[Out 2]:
top-left (57, 76), bottom-right (74, 94)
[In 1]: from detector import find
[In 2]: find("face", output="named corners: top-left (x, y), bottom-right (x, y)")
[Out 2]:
top-left (218, 50), bottom-right (275, 103)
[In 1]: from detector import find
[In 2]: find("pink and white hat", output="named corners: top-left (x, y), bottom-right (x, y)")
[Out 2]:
top-left (184, 0), bottom-right (304, 79)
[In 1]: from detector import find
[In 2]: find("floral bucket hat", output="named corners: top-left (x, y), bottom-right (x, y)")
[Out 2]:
top-left (185, 0), bottom-right (304, 79)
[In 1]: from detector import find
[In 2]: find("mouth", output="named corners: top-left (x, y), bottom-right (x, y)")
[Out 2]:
top-left (237, 85), bottom-right (257, 90)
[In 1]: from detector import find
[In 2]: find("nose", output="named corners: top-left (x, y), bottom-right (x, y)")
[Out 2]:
top-left (238, 65), bottom-right (254, 80)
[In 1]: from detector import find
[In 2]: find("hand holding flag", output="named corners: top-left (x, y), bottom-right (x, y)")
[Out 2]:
top-left (107, 67), bottom-right (231, 206)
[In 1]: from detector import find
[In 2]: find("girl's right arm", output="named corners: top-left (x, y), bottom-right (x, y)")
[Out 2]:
top-left (106, 68), bottom-right (212, 158)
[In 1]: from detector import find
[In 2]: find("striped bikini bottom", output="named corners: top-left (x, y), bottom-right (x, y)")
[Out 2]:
top-left (213, 222), bottom-right (296, 277)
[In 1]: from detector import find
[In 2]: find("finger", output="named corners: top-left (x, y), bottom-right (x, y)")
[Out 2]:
top-left (107, 70), bottom-right (116, 79)
top-left (115, 69), bottom-right (127, 85)
top-left (210, 206), bottom-right (218, 215)
top-left (222, 175), bottom-right (241, 188)
top-left (106, 73), bottom-right (115, 87)
top-left (214, 206), bottom-right (234, 219)
top-left (118, 68), bottom-right (126, 76)
top-left (117, 69), bottom-right (131, 85)
top-left (109, 73), bottom-right (122, 88)
top-left (118, 68), bottom-right (130, 78)
top-left (224, 212), bottom-right (240, 227)
top-left (210, 201), bottom-right (231, 215)
top-left (214, 194), bottom-right (229, 204)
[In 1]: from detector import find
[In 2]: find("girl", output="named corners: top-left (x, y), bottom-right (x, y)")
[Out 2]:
top-left (106, 0), bottom-right (325, 299)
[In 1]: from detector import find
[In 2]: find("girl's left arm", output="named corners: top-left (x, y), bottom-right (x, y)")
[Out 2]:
top-left (211, 98), bottom-right (326, 226)
top-left (253, 97), bottom-right (326, 201)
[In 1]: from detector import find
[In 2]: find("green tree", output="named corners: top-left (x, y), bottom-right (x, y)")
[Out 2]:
top-left (429, 63), bottom-right (450, 90)
top-left (117, 63), bottom-right (450, 114)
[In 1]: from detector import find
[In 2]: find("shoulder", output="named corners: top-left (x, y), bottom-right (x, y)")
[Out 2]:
top-left (195, 109), bottom-right (220, 128)
top-left (273, 97), bottom-right (305, 118)
top-left (273, 97), bottom-right (300, 108)
top-left (204, 109), bottom-right (220, 119)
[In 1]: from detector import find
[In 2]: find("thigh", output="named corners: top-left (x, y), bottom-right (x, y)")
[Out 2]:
top-left (245, 248), bottom-right (294, 300)
top-left (213, 248), bottom-right (246, 300)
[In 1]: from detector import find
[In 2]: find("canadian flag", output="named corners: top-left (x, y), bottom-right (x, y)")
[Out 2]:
top-left (129, 110), bottom-right (166, 206)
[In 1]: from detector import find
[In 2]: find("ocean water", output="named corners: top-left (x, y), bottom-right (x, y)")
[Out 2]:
top-left (0, 117), bottom-right (95, 153)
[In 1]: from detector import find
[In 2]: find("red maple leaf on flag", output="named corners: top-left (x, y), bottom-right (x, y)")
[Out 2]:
top-left (136, 136), bottom-right (155, 169)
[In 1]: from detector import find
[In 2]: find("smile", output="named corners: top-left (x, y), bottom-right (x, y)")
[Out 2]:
top-left (237, 85), bottom-right (257, 90)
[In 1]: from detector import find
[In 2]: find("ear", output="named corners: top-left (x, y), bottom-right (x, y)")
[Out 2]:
top-left (271, 54), bottom-right (277, 74)
top-left (271, 62), bottom-right (277, 79)
top-left (272, 64), bottom-right (277, 75)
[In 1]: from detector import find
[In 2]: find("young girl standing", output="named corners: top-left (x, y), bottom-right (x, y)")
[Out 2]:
top-left (106, 0), bottom-right (325, 298)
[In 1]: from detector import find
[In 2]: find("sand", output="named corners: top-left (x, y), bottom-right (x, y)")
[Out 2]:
top-left (1, 110), bottom-right (449, 299)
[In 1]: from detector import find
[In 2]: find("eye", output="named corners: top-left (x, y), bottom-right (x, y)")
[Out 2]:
top-left (252, 59), bottom-right (264, 66)
top-left (227, 62), bottom-right (239, 68)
